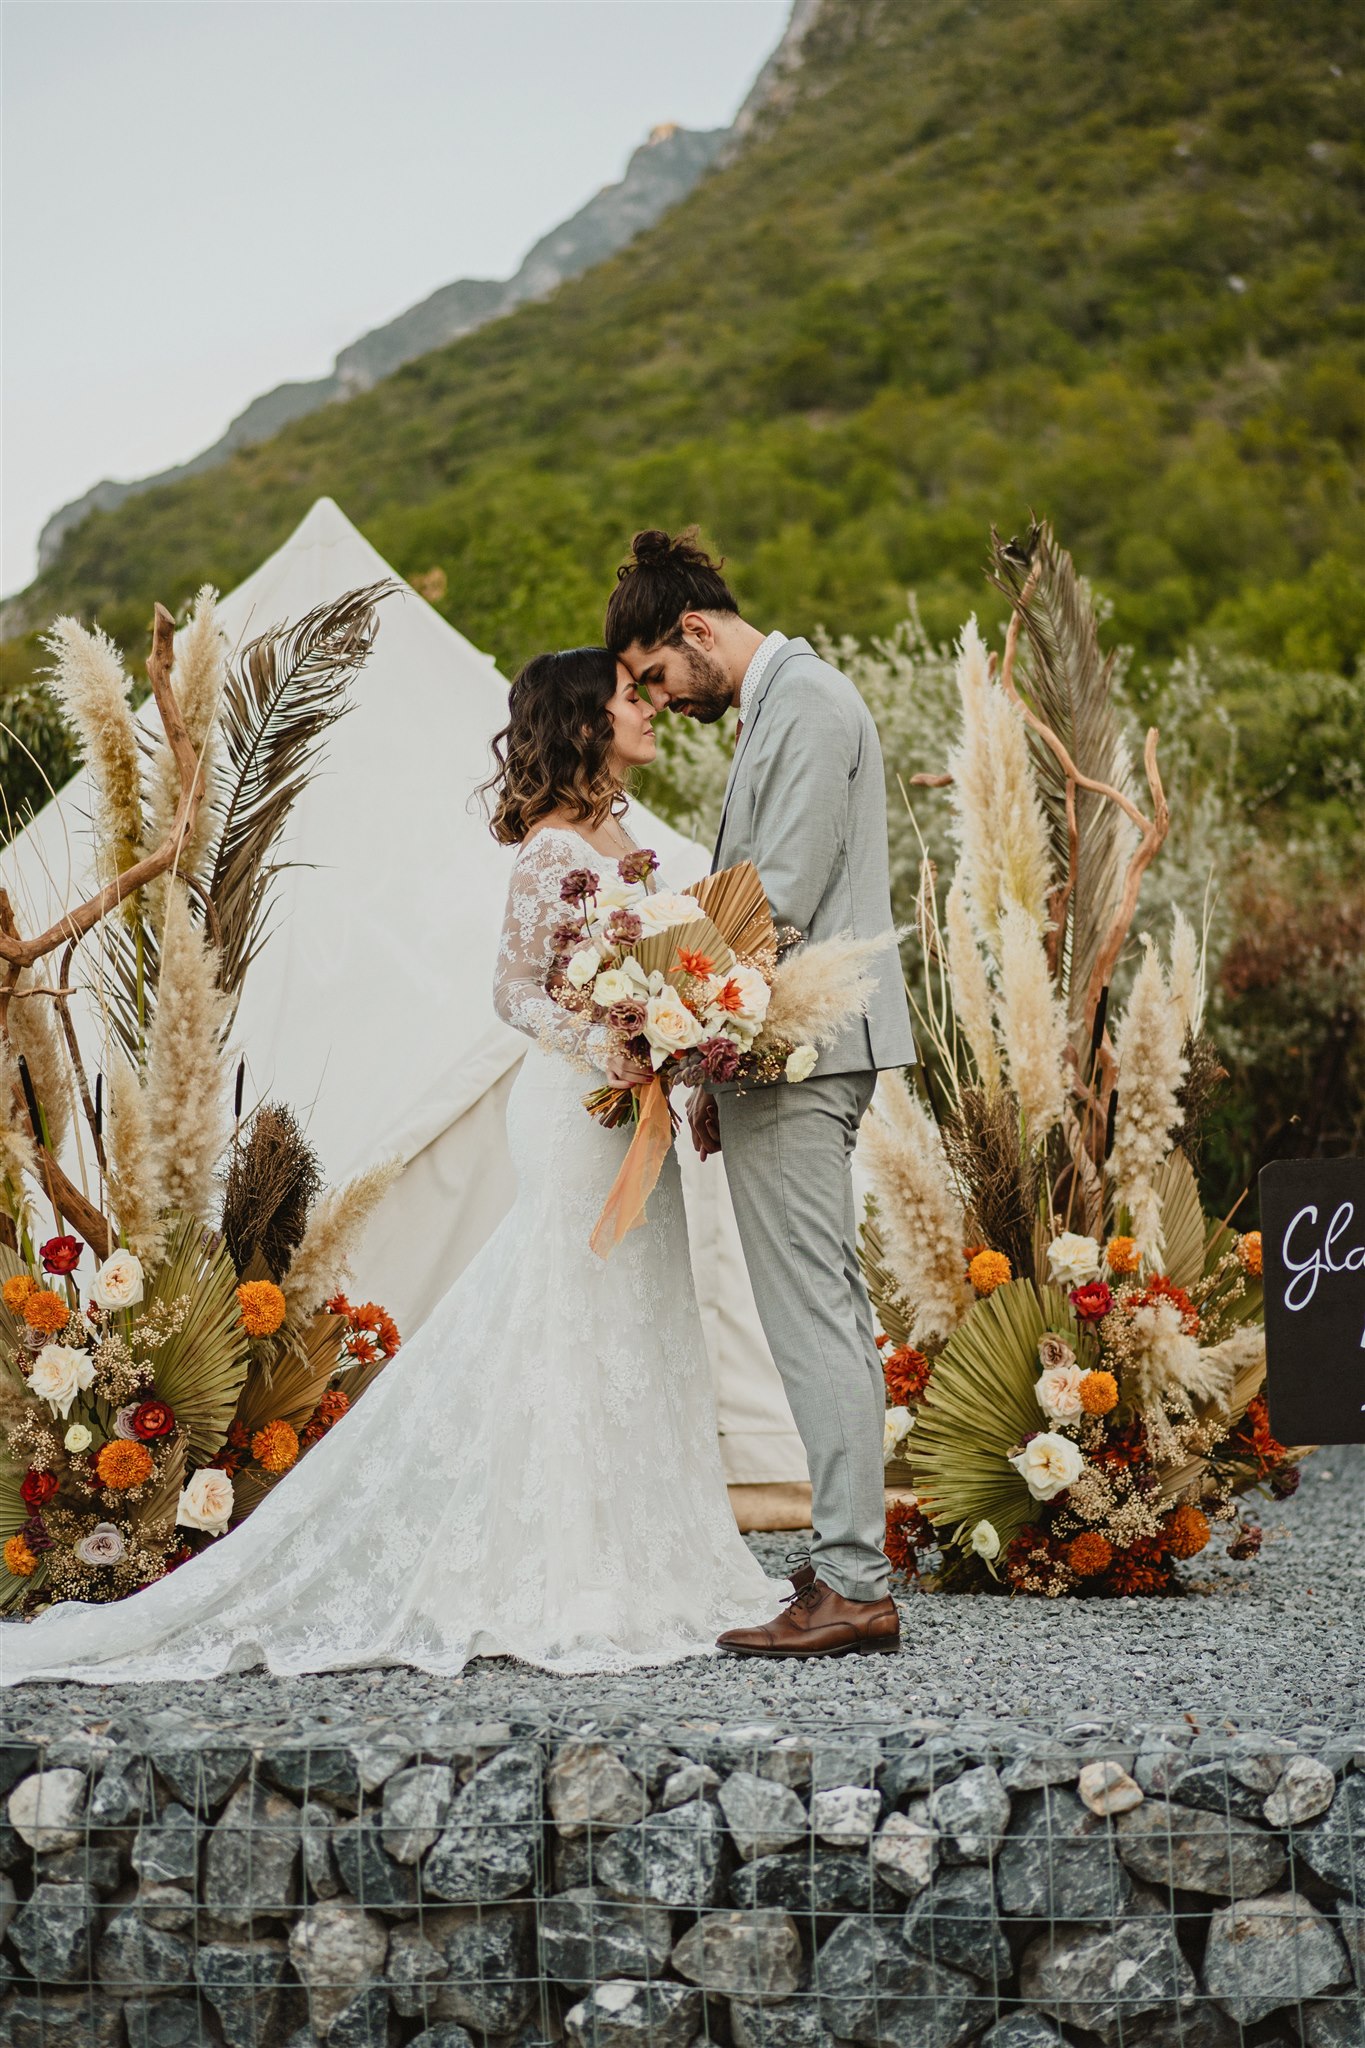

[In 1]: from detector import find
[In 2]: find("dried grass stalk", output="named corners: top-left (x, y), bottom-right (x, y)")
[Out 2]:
top-left (144, 890), bottom-right (233, 1225)
top-left (0, 1042), bottom-right (38, 1222)
top-left (145, 587), bottom-right (226, 905)
top-left (220, 1102), bottom-right (322, 1281)
top-left (995, 904), bottom-right (1067, 1141)
top-left (42, 617), bottom-right (143, 884)
top-left (1110, 936), bottom-right (1188, 1261)
top-left (106, 1056), bottom-right (165, 1263)
top-left (940, 1082), bottom-right (1039, 1279)
top-left (759, 930), bottom-right (895, 1050)
top-left (948, 617), bottom-right (1053, 952)
top-left (859, 1072), bottom-right (972, 1345)
top-left (944, 878), bottom-right (1001, 1092)
top-left (282, 1158), bottom-right (403, 1317)
top-left (5, 970), bottom-right (72, 1152)
top-left (1167, 906), bottom-right (1206, 1040)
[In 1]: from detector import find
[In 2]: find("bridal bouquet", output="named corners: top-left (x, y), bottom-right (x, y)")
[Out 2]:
top-left (548, 851), bottom-right (890, 1253)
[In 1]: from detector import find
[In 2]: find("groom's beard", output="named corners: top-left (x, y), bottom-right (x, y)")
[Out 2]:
top-left (671, 643), bottom-right (733, 724)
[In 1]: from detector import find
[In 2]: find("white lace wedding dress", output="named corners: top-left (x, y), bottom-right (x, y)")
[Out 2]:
top-left (0, 828), bottom-right (780, 1685)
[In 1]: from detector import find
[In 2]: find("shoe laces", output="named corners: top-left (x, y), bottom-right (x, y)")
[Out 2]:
top-left (782, 1581), bottom-right (824, 1613)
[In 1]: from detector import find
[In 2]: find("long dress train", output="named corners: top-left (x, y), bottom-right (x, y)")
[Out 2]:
top-left (0, 828), bottom-right (779, 1684)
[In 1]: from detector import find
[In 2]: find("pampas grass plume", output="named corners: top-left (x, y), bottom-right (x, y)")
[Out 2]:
top-left (144, 889), bottom-right (233, 1224)
top-left (947, 617), bottom-right (1053, 951)
top-left (859, 1071), bottom-right (972, 1345)
top-left (42, 617), bottom-right (142, 883)
top-left (945, 878), bottom-right (1001, 1092)
top-left (5, 972), bottom-right (71, 1152)
top-left (106, 1055), bottom-right (165, 1264)
top-left (1168, 907), bottom-right (1206, 1041)
top-left (282, 1158), bottom-right (404, 1317)
top-left (146, 588), bottom-right (225, 902)
top-left (760, 931), bottom-right (894, 1051)
top-left (995, 903), bottom-right (1067, 1140)
top-left (1109, 936), bottom-right (1189, 1261)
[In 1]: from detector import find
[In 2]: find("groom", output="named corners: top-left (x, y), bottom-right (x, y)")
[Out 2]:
top-left (606, 529), bottom-right (916, 1658)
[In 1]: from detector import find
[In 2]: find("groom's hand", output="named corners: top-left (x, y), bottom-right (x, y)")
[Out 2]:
top-left (607, 1051), bottom-right (654, 1089)
top-left (689, 1087), bottom-right (721, 1160)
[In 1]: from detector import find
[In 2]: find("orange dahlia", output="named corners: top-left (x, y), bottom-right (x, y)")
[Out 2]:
top-left (1067, 1532), bottom-right (1113, 1578)
top-left (968, 1249), bottom-right (1012, 1295)
top-left (252, 1419), bottom-right (299, 1474)
top-left (1164, 1504), bottom-right (1211, 1559)
top-left (1136, 1273), bottom-right (1201, 1336)
top-left (3, 1534), bottom-right (36, 1577)
top-left (1237, 1231), bottom-right (1263, 1278)
top-left (238, 1280), bottom-right (287, 1338)
top-left (316, 1388), bottom-right (349, 1427)
top-left (23, 1288), bottom-right (70, 1335)
top-left (883, 1344), bottom-right (932, 1405)
top-left (349, 1301), bottom-right (401, 1357)
top-left (2, 1274), bottom-right (36, 1315)
top-left (1079, 1369), bottom-right (1119, 1416)
top-left (1106, 1236), bottom-right (1140, 1275)
top-left (96, 1438), bottom-right (154, 1490)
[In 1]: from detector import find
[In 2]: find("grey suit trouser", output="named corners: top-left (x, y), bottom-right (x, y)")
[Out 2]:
top-left (716, 1071), bottom-right (890, 1601)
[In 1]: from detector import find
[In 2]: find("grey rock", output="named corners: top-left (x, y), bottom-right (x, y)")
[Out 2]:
top-left (349, 1733), bottom-right (416, 1796)
top-left (901, 1861), bottom-right (1010, 1982)
top-left (1138, 1752), bottom-right (1266, 1820)
top-left (288, 1895), bottom-right (390, 2030)
top-left (406, 2031), bottom-right (476, 2048)
top-left (386, 1920), bottom-right (448, 2016)
top-left (814, 1916), bottom-right (990, 2047)
top-left (381, 1762), bottom-right (454, 1863)
top-left (0, 1740), bottom-right (40, 1796)
top-left (134, 1880), bottom-right (196, 1931)
top-left (202, 1777), bottom-right (301, 1926)
top-left (1117, 1797), bottom-right (1286, 1895)
top-left (928, 1763), bottom-right (1010, 1863)
top-left (1299, 1776), bottom-right (1365, 1894)
top-left (549, 1741), bottom-right (647, 1836)
top-left (564, 1981), bottom-right (703, 2047)
top-left (8, 1878), bottom-right (94, 1981)
top-left (1339, 1901), bottom-right (1365, 1986)
top-left (538, 1885), bottom-right (674, 1983)
top-left (1265, 1752), bottom-right (1337, 1827)
top-left (424, 1746), bottom-right (541, 1903)
top-left (7, 1766), bottom-right (87, 1849)
top-left (122, 1999), bottom-right (207, 2048)
top-left (596, 1796), bottom-right (725, 1907)
top-left (0, 1869), bottom-right (15, 1937)
top-left (660, 1762), bottom-right (719, 1808)
top-left (882, 1735), bottom-right (966, 1803)
top-left (672, 1908), bottom-right (802, 1997)
top-left (96, 1910), bottom-right (196, 1993)
top-left (327, 1985), bottom-right (399, 2048)
top-left (1077, 1760), bottom-right (1144, 1816)
top-left (997, 1785), bottom-right (1133, 1921)
top-left (872, 1812), bottom-right (939, 1896)
top-left (1223, 1730), bottom-right (1299, 1793)
top-left (36, 1840), bottom-right (122, 1889)
top-left (151, 1740), bottom-right (249, 1813)
top-left (303, 1796), bottom-right (343, 1897)
top-left (195, 1938), bottom-right (293, 2048)
top-left (730, 2000), bottom-right (840, 2048)
top-left (811, 1784), bottom-right (881, 1846)
top-left (998, 1740), bottom-right (1080, 1793)
top-left (720, 1770), bottom-right (808, 1860)
top-left (0, 1815), bottom-right (26, 1869)
top-left (1020, 1916), bottom-right (1197, 2044)
top-left (132, 1799), bottom-right (201, 1886)
top-left (1136, 2003), bottom-right (1241, 2048)
top-left (1203, 1891), bottom-right (1350, 2024)
top-left (1, 1991), bottom-right (123, 2048)
top-left (332, 1816), bottom-right (420, 1913)
top-left (90, 1751), bottom-right (153, 1826)
top-left (978, 2019), bottom-right (1067, 2048)
top-left (1303, 2000), bottom-right (1365, 2048)
top-left (262, 1740), bottom-right (362, 1808)
top-left (555, 1832), bottom-right (606, 1892)
top-left (430, 1903), bottom-right (535, 2034)
top-left (731, 1848), bottom-right (893, 1914)
top-left (812, 1738), bottom-right (883, 1791)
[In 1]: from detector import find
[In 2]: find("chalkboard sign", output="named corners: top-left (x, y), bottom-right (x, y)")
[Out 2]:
top-left (1260, 1156), bottom-right (1365, 1445)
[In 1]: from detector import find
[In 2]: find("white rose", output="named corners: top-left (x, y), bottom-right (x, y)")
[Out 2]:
top-left (176, 1467), bottom-right (234, 1537)
top-left (29, 1343), bottom-right (96, 1420)
top-left (785, 1044), bottom-right (819, 1084)
top-left (91, 1249), bottom-right (144, 1311)
top-left (1009, 1431), bottom-right (1085, 1502)
top-left (643, 987), bottom-right (705, 1068)
top-left (74, 1523), bottom-right (126, 1567)
top-left (591, 967), bottom-right (642, 1008)
top-left (593, 879), bottom-right (645, 913)
top-left (969, 1519), bottom-right (1001, 1560)
top-left (635, 891), bottom-right (705, 935)
top-left (64, 1422), bottom-right (93, 1453)
top-left (884, 1407), bottom-right (914, 1461)
top-left (1046, 1232), bottom-right (1102, 1288)
top-left (1035, 1360), bottom-right (1085, 1424)
top-left (565, 947), bottom-right (602, 990)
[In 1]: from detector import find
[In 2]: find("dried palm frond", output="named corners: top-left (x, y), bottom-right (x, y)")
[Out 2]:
top-left (948, 617), bottom-right (1054, 952)
top-left (281, 1158), bottom-right (403, 1319)
top-left (858, 1073), bottom-right (972, 1345)
top-left (41, 617), bottom-right (143, 886)
top-left (995, 905), bottom-right (1067, 1141)
top-left (234, 1308), bottom-right (346, 1436)
top-left (136, 1435), bottom-right (186, 1546)
top-left (990, 524), bottom-right (1137, 1033)
top-left (939, 1082), bottom-right (1039, 1280)
top-left (140, 1213), bottom-right (251, 1460)
top-left (1149, 1149), bottom-right (1205, 1293)
top-left (633, 911), bottom-right (733, 981)
top-left (858, 1200), bottom-right (912, 1346)
top-left (143, 889), bottom-right (233, 1226)
top-left (105, 1055), bottom-right (165, 1264)
top-left (759, 930), bottom-right (895, 1051)
top-left (220, 1102), bottom-right (322, 1281)
top-left (684, 860), bottom-right (775, 962)
top-left (205, 583), bottom-right (391, 1013)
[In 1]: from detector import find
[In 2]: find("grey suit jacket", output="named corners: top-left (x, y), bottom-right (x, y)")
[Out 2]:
top-left (713, 637), bottom-right (916, 1077)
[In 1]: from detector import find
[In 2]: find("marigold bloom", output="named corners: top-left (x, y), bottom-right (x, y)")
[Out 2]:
top-left (1237, 1230), bottom-right (1263, 1278)
top-left (252, 1419), bottom-right (300, 1474)
top-left (96, 1438), bottom-right (154, 1490)
top-left (23, 1288), bottom-right (70, 1335)
top-left (968, 1249), bottom-right (1012, 1295)
top-left (1067, 1532), bottom-right (1113, 1577)
top-left (238, 1280), bottom-right (287, 1338)
top-left (1079, 1369), bottom-right (1119, 1416)
top-left (884, 1344), bottom-right (932, 1405)
top-left (1106, 1235), bottom-right (1140, 1275)
top-left (3, 1534), bottom-right (36, 1577)
top-left (1164, 1504), bottom-right (1211, 1558)
top-left (2, 1274), bottom-right (36, 1314)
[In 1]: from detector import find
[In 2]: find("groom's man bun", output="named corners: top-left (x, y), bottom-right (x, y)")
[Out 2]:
top-left (605, 526), bottom-right (738, 654)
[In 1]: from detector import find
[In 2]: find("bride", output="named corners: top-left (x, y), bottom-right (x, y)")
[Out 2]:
top-left (0, 647), bottom-right (781, 1684)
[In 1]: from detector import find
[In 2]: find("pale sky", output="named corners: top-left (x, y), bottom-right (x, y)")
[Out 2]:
top-left (1, 0), bottom-right (788, 592)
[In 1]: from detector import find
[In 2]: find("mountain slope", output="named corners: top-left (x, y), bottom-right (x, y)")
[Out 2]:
top-left (16, 0), bottom-right (1365, 678)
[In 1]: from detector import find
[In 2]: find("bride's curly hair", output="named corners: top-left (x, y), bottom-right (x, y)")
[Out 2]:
top-left (483, 647), bottom-right (627, 846)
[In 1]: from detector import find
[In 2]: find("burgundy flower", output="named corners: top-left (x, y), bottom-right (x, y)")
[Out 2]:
top-left (617, 849), bottom-right (657, 884)
top-left (1069, 1280), bottom-right (1113, 1323)
top-left (21, 1513), bottom-right (53, 1553)
top-left (605, 910), bottom-right (642, 946)
top-left (130, 1400), bottom-right (176, 1442)
top-left (20, 1468), bottom-right (58, 1510)
top-left (40, 1234), bottom-right (82, 1276)
top-left (549, 920), bottom-right (584, 952)
top-left (1270, 1464), bottom-right (1301, 1500)
top-left (1227, 1523), bottom-right (1263, 1560)
top-left (699, 1036), bottom-right (741, 1083)
top-left (559, 869), bottom-right (598, 905)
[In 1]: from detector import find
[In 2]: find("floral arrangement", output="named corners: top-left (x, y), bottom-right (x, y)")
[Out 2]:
top-left (549, 851), bottom-right (888, 1252)
top-left (1, 588), bottom-right (403, 1609)
top-left (862, 525), bottom-right (1306, 1597)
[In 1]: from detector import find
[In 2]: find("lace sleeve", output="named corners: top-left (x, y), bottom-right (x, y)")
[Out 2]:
top-left (493, 831), bottom-right (610, 1069)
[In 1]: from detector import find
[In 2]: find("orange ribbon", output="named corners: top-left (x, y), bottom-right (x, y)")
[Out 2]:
top-left (590, 1075), bottom-right (674, 1259)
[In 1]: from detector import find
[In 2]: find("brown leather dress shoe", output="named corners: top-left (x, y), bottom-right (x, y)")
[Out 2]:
top-left (717, 1579), bottom-right (900, 1659)
top-left (787, 1551), bottom-right (816, 1594)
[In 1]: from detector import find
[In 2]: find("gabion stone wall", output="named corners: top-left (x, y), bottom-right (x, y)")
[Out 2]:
top-left (0, 1709), bottom-right (1361, 2047)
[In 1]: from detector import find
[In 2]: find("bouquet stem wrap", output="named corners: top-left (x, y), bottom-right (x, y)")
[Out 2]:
top-left (590, 1077), bottom-right (674, 1259)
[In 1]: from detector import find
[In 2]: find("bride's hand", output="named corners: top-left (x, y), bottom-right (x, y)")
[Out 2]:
top-left (689, 1087), bottom-right (721, 1160)
top-left (607, 1051), bottom-right (654, 1089)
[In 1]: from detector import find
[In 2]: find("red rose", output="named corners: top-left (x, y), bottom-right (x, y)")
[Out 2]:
top-left (130, 1400), bottom-right (175, 1441)
top-left (1069, 1280), bottom-right (1114, 1323)
top-left (20, 1468), bottom-right (58, 1509)
top-left (40, 1234), bottom-right (82, 1275)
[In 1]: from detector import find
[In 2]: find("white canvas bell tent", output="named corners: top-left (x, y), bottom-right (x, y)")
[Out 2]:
top-left (0, 498), bottom-right (807, 1493)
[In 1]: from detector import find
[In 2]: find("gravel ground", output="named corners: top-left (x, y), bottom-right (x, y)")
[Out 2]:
top-left (3, 1447), bottom-right (1360, 1742)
